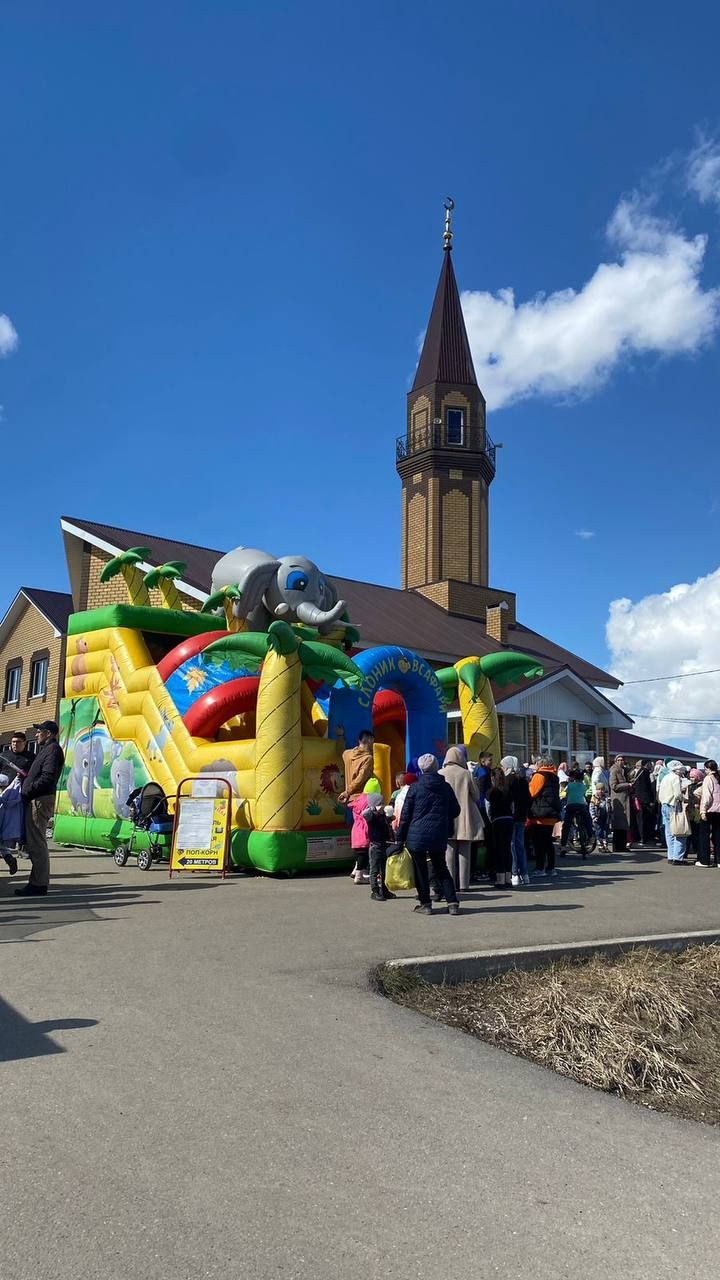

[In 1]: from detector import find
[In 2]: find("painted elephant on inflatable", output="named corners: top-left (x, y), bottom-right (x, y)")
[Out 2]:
top-left (211, 548), bottom-right (354, 638)
top-left (67, 732), bottom-right (106, 816)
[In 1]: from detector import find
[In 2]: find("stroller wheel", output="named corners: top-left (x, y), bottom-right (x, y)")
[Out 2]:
top-left (137, 848), bottom-right (153, 872)
top-left (114, 845), bottom-right (130, 867)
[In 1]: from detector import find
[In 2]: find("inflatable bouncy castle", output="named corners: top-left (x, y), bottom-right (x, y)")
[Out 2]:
top-left (54, 545), bottom-right (542, 873)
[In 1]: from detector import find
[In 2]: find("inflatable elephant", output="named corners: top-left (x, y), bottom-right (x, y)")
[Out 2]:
top-left (110, 753), bottom-right (136, 818)
top-left (67, 731), bottom-right (106, 816)
top-left (211, 548), bottom-right (352, 636)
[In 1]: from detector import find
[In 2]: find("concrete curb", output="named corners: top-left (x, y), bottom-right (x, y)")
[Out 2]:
top-left (383, 928), bottom-right (720, 985)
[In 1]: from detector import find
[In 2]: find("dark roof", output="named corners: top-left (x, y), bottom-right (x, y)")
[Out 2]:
top-left (21, 587), bottom-right (73, 632)
top-left (63, 516), bottom-right (620, 687)
top-left (609, 729), bottom-right (701, 764)
top-left (412, 251), bottom-right (478, 390)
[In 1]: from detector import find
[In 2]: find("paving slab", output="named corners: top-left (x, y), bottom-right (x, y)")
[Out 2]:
top-left (1, 846), bottom-right (719, 1280)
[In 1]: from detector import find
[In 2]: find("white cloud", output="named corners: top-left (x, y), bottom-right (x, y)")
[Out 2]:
top-left (460, 191), bottom-right (720, 410)
top-left (575, 529), bottom-right (595, 540)
top-left (687, 134), bottom-right (720, 208)
top-left (606, 567), bottom-right (720, 758)
top-left (0, 313), bottom-right (18, 356)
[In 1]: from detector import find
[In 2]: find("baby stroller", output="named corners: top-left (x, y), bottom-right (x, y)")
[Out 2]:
top-left (113, 782), bottom-right (173, 871)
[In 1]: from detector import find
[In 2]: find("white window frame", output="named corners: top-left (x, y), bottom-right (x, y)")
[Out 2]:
top-left (446, 407), bottom-right (464, 446)
top-left (446, 711), bottom-right (464, 747)
top-left (540, 717), bottom-right (570, 763)
top-left (502, 713), bottom-right (527, 762)
top-left (30, 656), bottom-right (49, 699)
top-left (575, 722), bottom-right (598, 765)
top-left (4, 665), bottom-right (21, 705)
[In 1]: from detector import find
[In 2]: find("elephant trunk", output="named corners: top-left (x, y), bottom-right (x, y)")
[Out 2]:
top-left (295, 599), bottom-right (347, 632)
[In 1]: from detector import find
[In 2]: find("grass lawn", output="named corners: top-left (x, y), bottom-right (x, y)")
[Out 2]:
top-left (379, 945), bottom-right (720, 1125)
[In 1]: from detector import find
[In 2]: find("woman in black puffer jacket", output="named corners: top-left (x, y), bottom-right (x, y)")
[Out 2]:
top-left (395, 754), bottom-right (461, 915)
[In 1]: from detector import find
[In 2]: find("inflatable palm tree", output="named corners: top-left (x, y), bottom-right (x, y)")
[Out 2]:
top-left (143, 561), bottom-right (187, 611)
top-left (99, 546), bottom-right (152, 606)
top-left (202, 584), bottom-right (244, 632)
top-left (436, 652), bottom-right (544, 763)
top-left (203, 620), bottom-right (363, 832)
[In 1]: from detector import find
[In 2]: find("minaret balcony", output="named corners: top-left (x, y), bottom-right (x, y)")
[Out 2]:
top-left (396, 425), bottom-right (496, 482)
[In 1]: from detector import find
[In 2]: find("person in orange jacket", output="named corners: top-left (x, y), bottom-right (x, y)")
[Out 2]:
top-left (527, 757), bottom-right (562, 879)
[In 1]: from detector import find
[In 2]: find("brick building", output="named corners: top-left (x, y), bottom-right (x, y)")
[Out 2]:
top-left (3, 209), bottom-right (641, 764)
top-left (0, 588), bottom-right (72, 749)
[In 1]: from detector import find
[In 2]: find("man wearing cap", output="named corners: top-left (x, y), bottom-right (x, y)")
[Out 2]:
top-left (15, 721), bottom-right (65, 896)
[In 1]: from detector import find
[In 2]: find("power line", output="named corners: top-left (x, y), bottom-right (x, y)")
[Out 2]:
top-left (626, 714), bottom-right (720, 725)
top-left (623, 667), bottom-right (720, 684)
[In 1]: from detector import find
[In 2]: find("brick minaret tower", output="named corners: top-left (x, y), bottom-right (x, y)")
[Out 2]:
top-left (397, 200), bottom-right (497, 593)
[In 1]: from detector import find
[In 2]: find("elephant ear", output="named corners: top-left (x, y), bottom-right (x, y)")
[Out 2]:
top-left (212, 548), bottom-right (280, 620)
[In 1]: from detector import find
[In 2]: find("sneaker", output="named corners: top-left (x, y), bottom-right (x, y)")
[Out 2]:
top-left (5, 853), bottom-right (18, 876)
top-left (370, 891), bottom-right (385, 902)
top-left (547, 869), bottom-right (558, 878)
top-left (413, 903), bottom-right (432, 915)
top-left (695, 861), bottom-right (711, 868)
top-left (559, 847), bottom-right (567, 856)
top-left (531, 870), bottom-right (546, 878)
top-left (521, 874), bottom-right (531, 885)
top-left (382, 889), bottom-right (397, 899)
top-left (511, 874), bottom-right (521, 887)
top-left (361, 872), bottom-right (370, 883)
top-left (432, 891), bottom-right (444, 903)
top-left (353, 870), bottom-right (365, 885)
top-left (447, 902), bottom-right (460, 916)
top-left (14, 883), bottom-right (48, 896)
top-left (350, 863), bottom-right (357, 878)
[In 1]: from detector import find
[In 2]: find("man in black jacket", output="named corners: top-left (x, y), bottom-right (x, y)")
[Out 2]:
top-left (15, 721), bottom-right (65, 897)
top-left (1, 730), bottom-right (35, 779)
top-left (395, 753), bottom-right (461, 915)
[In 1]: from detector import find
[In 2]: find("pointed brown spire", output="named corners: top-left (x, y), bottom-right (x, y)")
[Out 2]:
top-left (412, 249), bottom-right (478, 390)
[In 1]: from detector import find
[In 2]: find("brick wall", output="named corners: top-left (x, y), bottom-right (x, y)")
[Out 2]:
top-left (81, 545), bottom-right (201, 613)
top-left (0, 600), bottom-right (65, 744)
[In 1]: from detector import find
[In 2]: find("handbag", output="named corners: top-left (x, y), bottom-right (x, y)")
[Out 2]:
top-left (385, 848), bottom-right (415, 892)
top-left (670, 807), bottom-right (691, 838)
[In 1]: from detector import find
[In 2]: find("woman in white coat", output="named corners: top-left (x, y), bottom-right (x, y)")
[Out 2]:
top-left (440, 747), bottom-right (484, 891)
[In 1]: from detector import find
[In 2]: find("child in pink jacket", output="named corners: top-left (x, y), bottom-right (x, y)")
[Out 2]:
top-left (348, 779), bottom-right (382, 884)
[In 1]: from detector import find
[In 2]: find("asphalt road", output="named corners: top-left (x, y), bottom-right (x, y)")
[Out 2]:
top-left (2, 846), bottom-right (719, 1279)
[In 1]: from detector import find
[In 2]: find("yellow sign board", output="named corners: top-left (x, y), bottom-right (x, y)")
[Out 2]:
top-left (170, 794), bottom-right (230, 875)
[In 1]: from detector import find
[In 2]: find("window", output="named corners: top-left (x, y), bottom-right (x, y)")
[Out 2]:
top-left (4, 665), bottom-right (21, 704)
top-left (576, 722), bottom-right (598, 766)
top-left (540, 718), bottom-right (570, 765)
top-left (502, 714), bottom-right (527, 763)
top-left (30, 656), bottom-right (49, 698)
top-left (446, 407), bottom-right (464, 446)
top-left (446, 713), bottom-right (463, 746)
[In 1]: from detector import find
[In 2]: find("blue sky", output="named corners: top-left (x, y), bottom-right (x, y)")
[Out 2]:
top-left (2, 1), bottom-right (720, 745)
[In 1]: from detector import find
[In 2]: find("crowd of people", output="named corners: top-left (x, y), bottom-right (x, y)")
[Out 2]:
top-left (0, 722), bottom-right (65, 895)
top-left (340, 731), bottom-right (720, 915)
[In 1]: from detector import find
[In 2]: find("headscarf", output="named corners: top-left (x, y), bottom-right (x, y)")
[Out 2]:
top-left (500, 755), bottom-right (519, 776)
top-left (667, 759), bottom-right (686, 774)
top-left (443, 746), bottom-right (467, 768)
top-left (418, 753), bottom-right (438, 773)
top-left (593, 756), bottom-right (605, 768)
top-left (689, 768), bottom-right (703, 781)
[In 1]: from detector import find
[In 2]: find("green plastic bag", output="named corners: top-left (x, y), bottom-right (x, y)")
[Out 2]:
top-left (385, 848), bottom-right (415, 892)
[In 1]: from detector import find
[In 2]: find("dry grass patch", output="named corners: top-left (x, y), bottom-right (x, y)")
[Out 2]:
top-left (379, 945), bottom-right (720, 1125)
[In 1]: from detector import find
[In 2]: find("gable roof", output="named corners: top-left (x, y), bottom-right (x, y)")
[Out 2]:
top-left (21, 588), bottom-right (74, 633)
top-left (609, 729), bottom-right (701, 764)
top-left (412, 251), bottom-right (479, 391)
top-left (60, 515), bottom-right (620, 687)
top-left (0, 586), bottom-right (73, 650)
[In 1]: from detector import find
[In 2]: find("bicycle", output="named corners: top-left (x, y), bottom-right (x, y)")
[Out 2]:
top-left (567, 811), bottom-right (597, 857)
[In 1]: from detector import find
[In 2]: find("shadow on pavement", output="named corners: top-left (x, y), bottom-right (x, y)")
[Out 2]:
top-left (0, 995), bottom-right (97, 1062)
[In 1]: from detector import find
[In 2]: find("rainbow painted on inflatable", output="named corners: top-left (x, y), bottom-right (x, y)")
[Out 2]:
top-left (53, 546), bottom-right (542, 873)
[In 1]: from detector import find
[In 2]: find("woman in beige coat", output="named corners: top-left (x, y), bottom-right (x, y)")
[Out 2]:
top-left (440, 746), bottom-right (484, 891)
